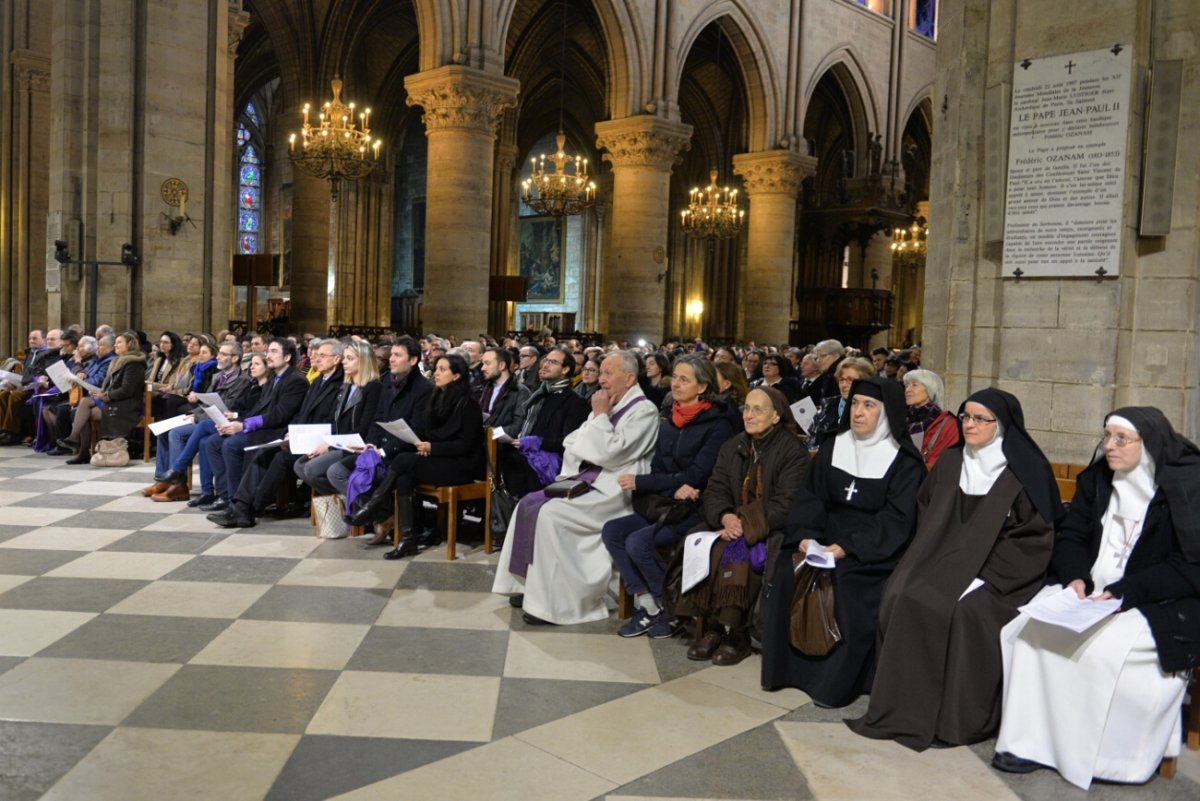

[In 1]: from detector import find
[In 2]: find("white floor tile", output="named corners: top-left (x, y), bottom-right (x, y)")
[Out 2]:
top-left (190, 619), bottom-right (369, 670)
top-left (504, 630), bottom-right (660, 684)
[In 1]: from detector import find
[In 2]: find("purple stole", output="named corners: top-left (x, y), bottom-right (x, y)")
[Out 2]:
top-left (507, 393), bottom-right (649, 579)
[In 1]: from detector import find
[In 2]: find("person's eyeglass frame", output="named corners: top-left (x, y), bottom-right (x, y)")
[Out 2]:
top-left (1101, 432), bottom-right (1141, 448)
top-left (958, 412), bottom-right (997, 426)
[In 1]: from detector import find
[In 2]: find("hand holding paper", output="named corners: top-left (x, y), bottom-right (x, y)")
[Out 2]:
top-left (379, 418), bottom-right (421, 446)
top-left (803, 539), bottom-right (836, 569)
top-left (1018, 586), bottom-right (1122, 633)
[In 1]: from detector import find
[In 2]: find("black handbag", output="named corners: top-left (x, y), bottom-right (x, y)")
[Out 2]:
top-left (631, 492), bottom-right (696, 528)
top-left (788, 554), bottom-right (842, 656)
top-left (484, 440), bottom-right (517, 539)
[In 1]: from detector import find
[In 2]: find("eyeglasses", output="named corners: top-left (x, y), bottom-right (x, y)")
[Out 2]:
top-left (741, 404), bottom-right (774, 417)
top-left (958, 412), bottom-right (997, 426)
top-left (1101, 432), bottom-right (1141, 448)
top-left (543, 358), bottom-right (566, 367)
top-left (836, 376), bottom-right (857, 385)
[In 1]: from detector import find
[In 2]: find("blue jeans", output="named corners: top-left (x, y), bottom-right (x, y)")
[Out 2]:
top-left (203, 430), bottom-right (249, 501)
top-left (601, 513), bottom-right (680, 599)
top-left (168, 420), bottom-right (219, 495)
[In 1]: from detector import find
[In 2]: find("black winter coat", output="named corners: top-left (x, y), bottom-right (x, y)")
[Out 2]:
top-left (331, 380), bottom-right (383, 438)
top-left (99, 352), bottom-right (149, 438)
top-left (410, 387), bottom-right (485, 485)
top-left (366, 369), bottom-right (433, 455)
top-left (480, 377), bottom-right (530, 433)
top-left (1051, 466), bottom-right (1200, 672)
top-left (634, 402), bottom-right (735, 497)
top-left (244, 365), bottom-right (312, 445)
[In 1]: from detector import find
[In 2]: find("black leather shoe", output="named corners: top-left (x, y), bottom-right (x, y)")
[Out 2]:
top-left (46, 446), bottom-right (72, 456)
top-left (521, 612), bottom-right (555, 626)
top-left (216, 515), bottom-right (254, 529)
top-left (163, 469), bottom-right (187, 485)
top-left (509, 594), bottom-right (524, 609)
top-left (187, 494), bottom-right (215, 508)
top-left (65, 453), bottom-right (89, 465)
top-left (991, 752), bottom-right (1046, 774)
top-left (0, 432), bottom-right (16, 446)
top-left (199, 498), bottom-right (228, 513)
top-left (206, 510), bottom-right (233, 524)
top-left (414, 526), bottom-right (441, 550)
top-left (348, 488), bottom-right (393, 527)
top-left (57, 437), bottom-right (79, 451)
top-left (383, 538), bottom-right (419, 560)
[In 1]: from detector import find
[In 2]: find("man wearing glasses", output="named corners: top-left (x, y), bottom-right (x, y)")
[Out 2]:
top-left (201, 337), bottom-right (310, 514)
top-left (211, 339), bottom-right (346, 528)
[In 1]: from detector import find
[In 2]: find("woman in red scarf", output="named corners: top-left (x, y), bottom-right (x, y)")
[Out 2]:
top-left (602, 355), bottom-right (735, 638)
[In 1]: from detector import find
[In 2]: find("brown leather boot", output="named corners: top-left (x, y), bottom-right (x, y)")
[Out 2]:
top-left (687, 629), bottom-right (723, 661)
top-left (142, 481), bottom-right (170, 497)
top-left (711, 628), bottom-right (751, 666)
top-left (151, 483), bottom-right (191, 502)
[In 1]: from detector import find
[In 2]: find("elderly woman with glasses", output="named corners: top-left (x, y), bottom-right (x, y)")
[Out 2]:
top-left (991, 407), bottom-right (1200, 789)
top-left (675, 387), bottom-right (810, 665)
top-left (761, 377), bottom-right (925, 706)
top-left (848, 388), bottom-right (1058, 750)
top-left (902, 368), bottom-right (959, 468)
top-left (805, 357), bottom-right (875, 444)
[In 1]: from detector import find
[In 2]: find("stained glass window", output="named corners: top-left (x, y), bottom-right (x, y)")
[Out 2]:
top-left (244, 102), bottom-right (260, 128)
top-left (236, 124), bottom-right (250, 149)
top-left (237, 135), bottom-right (262, 253)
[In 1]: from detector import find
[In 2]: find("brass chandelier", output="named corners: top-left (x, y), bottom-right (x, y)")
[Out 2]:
top-left (519, 0), bottom-right (598, 219)
top-left (521, 132), bottom-right (597, 217)
top-left (891, 216), bottom-right (928, 258)
top-left (288, 78), bottom-right (381, 183)
top-left (681, 169), bottom-right (744, 240)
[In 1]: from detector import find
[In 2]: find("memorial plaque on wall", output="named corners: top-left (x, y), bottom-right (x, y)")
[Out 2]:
top-left (1002, 45), bottom-right (1133, 278)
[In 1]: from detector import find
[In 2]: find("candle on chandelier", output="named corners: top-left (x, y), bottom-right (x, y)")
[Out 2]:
top-left (288, 133), bottom-right (296, 152)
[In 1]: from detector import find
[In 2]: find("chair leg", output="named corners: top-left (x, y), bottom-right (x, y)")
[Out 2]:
top-left (617, 577), bottom-right (632, 620)
top-left (310, 489), bottom-right (318, 537)
top-left (446, 493), bottom-right (458, 561)
top-left (1159, 757), bottom-right (1176, 780)
top-left (392, 490), bottom-right (401, 548)
top-left (1187, 669), bottom-right (1200, 750)
top-left (143, 425), bottom-right (151, 463)
top-left (483, 487), bottom-right (493, 555)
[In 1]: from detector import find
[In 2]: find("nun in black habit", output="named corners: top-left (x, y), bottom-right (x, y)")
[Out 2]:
top-left (847, 388), bottom-right (1059, 750)
top-left (760, 376), bottom-right (925, 707)
top-left (993, 407), bottom-right (1200, 789)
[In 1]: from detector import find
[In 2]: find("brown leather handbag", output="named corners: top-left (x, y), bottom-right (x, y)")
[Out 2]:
top-left (788, 554), bottom-right (842, 656)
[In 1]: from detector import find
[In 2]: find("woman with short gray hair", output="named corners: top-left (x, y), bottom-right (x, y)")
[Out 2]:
top-left (903, 369), bottom-right (958, 467)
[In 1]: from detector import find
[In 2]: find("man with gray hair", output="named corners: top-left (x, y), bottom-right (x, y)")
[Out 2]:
top-left (809, 338), bottom-right (846, 403)
top-left (493, 350), bottom-right (659, 626)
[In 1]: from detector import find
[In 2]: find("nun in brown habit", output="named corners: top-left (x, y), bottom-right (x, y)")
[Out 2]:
top-left (847, 387), bottom-right (1060, 750)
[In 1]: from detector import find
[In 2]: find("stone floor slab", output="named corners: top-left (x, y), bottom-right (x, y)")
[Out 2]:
top-left (0, 657), bottom-right (178, 725)
top-left (0, 609), bottom-right (95, 656)
top-left (504, 630), bottom-right (660, 684)
top-left (190, 619), bottom-right (370, 670)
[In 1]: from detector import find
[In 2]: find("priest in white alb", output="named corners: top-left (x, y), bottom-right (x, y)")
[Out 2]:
top-left (493, 350), bottom-right (659, 625)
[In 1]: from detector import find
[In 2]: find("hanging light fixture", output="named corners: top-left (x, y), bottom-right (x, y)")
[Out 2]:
top-left (890, 216), bottom-right (928, 257)
top-left (681, 170), bottom-right (744, 240)
top-left (680, 31), bottom-right (743, 241)
top-left (288, 77), bottom-right (382, 183)
top-left (520, 0), bottom-right (598, 218)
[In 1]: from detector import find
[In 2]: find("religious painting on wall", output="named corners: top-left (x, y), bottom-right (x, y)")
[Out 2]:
top-left (519, 216), bottom-right (565, 303)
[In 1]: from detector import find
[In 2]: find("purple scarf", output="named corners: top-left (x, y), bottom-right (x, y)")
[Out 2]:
top-left (507, 393), bottom-right (650, 580)
top-left (518, 435), bottom-right (562, 487)
top-left (345, 448), bottom-right (383, 508)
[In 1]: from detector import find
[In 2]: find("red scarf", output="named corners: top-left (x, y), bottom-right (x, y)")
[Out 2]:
top-left (672, 399), bottom-right (712, 428)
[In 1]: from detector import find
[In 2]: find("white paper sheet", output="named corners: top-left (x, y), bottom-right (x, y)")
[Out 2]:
top-left (43, 360), bottom-right (76, 392)
top-left (0, 369), bottom-right (21, 389)
top-left (1018, 586), bottom-right (1122, 633)
top-left (958, 577), bottom-right (985, 601)
top-left (148, 414), bottom-right (194, 437)
top-left (379, 418), bottom-right (421, 446)
top-left (492, 427), bottom-right (514, 444)
top-left (243, 438), bottom-right (284, 452)
top-left (193, 392), bottom-right (230, 413)
top-left (803, 539), bottom-right (837, 569)
top-left (288, 424), bottom-right (332, 455)
top-left (201, 405), bottom-right (229, 426)
top-left (790, 397), bottom-right (818, 433)
top-left (323, 433), bottom-right (365, 451)
top-left (681, 530), bottom-right (721, 594)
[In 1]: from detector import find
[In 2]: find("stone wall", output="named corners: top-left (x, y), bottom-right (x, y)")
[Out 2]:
top-left (926, 0), bottom-right (1200, 458)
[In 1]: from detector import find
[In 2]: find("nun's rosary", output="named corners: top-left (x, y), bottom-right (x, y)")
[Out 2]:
top-left (1113, 517), bottom-right (1139, 568)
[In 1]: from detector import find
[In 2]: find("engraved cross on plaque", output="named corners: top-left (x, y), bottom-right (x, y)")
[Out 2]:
top-left (1064, 60), bottom-right (1076, 74)
top-left (844, 480), bottom-right (859, 502)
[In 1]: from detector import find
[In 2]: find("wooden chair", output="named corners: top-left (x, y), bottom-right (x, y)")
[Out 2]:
top-left (1162, 667), bottom-right (1200, 779)
top-left (1050, 462), bottom-right (1087, 505)
top-left (135, 386), bottom-right (153, 462)
top-left (401, 430), bottom-right (497, 561)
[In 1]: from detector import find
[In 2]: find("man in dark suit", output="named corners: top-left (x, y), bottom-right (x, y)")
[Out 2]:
top-left (199, 337), bottom-right (309, 512)
top-left (212, 338), bottom-right (346, 527)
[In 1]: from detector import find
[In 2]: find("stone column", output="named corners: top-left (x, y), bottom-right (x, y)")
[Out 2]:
top-left (488, 141), bottom-right (518, 336)
top-left (594, 116), bottom-right (692, 343)
top-left (405, 65), bottom-right (518, 338)
top-left (732, 150), bottom-right (815, 343)
top-left (287, 168), bottom-right (332, 334)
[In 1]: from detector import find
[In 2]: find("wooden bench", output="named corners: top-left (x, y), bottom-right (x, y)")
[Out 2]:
top-left (1050, 462), bottom-right (1087, 504)
top-left (1159, 667), bottom-right (1200, 779)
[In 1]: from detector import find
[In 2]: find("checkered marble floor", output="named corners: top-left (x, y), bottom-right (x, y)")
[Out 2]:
top-left (0, 445), bottom-right (1197, 801)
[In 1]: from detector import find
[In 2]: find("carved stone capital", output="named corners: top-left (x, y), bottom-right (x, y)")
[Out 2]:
top-left (228, 1), bottom-right (252, 53)
top-left (404, 66), bottom-right (519, 137)
top-left (10, 49), bottom-right (50, 92)
top-left (494, 142), bottom-right (520, 172)
top-left (732, 151), bottom-right (818, 197)
top-left (594, 116), bottom-right (692, 171)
